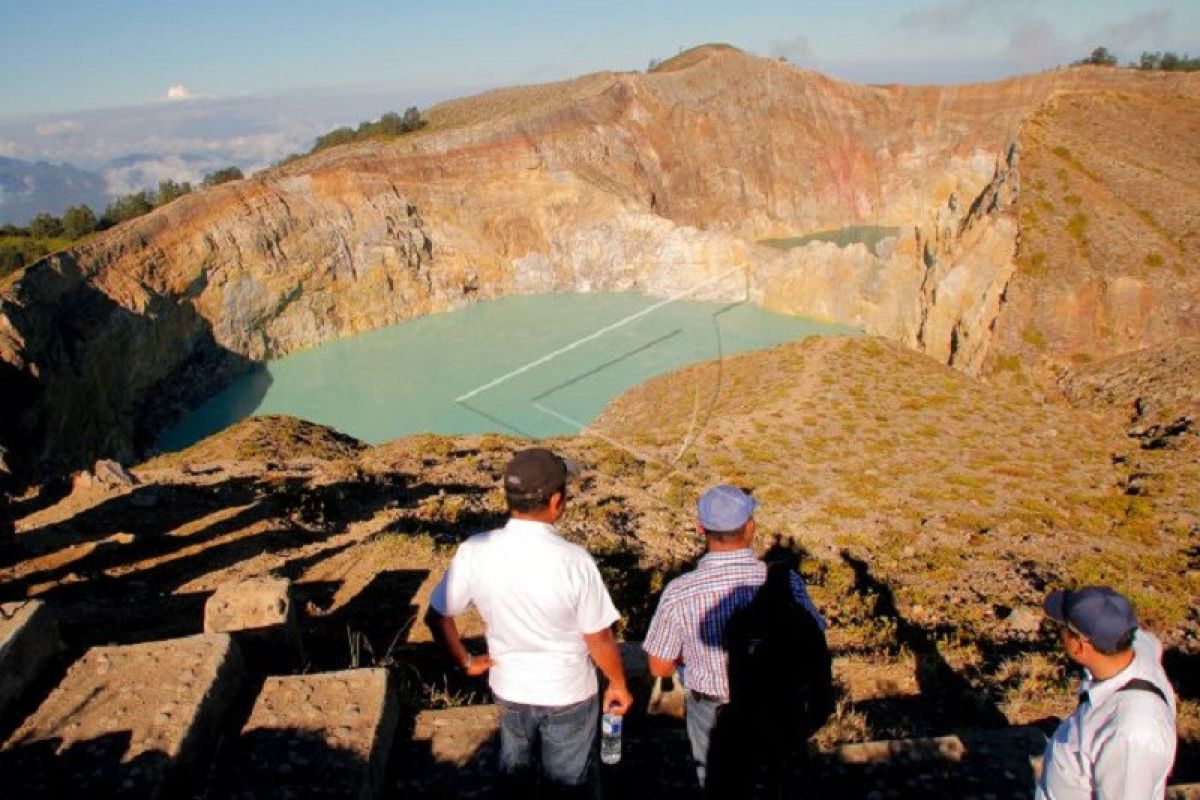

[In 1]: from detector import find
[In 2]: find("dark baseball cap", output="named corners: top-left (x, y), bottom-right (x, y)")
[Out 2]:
top-left (503, 448), bottom-right (579, 499)
top-left (1043, 586), bottom-right (1138, 652)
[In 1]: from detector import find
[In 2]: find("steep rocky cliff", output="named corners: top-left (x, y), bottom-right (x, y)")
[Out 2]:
top-left (2, 45), bottom-right (1197, 478)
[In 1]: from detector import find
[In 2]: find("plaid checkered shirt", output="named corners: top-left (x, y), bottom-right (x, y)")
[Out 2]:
top-left (642, 548), bottom-right (827, 700)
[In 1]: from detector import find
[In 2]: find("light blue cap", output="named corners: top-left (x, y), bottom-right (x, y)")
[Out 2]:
top-left (697, 484), bottom-right (758, 532)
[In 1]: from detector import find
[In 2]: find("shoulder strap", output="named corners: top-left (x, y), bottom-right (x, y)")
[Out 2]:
top-left (1118, 677), bottom-right (1167, 704)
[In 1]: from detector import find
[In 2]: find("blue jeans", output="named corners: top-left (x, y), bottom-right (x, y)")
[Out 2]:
top-left (685, 691), bottom-right (723, 788)
top-left (686, 690), bottom-right (755, 796)
top-left (497, 693), bottom-right (599, 798)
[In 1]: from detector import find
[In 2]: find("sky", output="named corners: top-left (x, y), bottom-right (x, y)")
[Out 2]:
top-left (0, 0), bottom-right (1196, 205)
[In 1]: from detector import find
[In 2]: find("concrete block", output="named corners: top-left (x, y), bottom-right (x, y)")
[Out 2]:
top-left (204, 575), bottom-right (296, 634)
top-left (1, 632), bottom-right (243, 798)
top-left (222, 668), bottom-right (399, 800)
top-left (0, 600), bottom-right (63, 719)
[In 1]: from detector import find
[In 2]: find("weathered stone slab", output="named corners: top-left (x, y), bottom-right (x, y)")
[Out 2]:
top-left (836, 725), bottom-right (1046, 766)
top-left (0, 632), bottom-right (243, 798)
top-left (204, 575), bottom-right (295, 634)
top-left (204, 575), bottom-right (302, 671)
top-left (222, 668), bottom-right (398, 799)
top-left (0, 600), bottom-right (63, 718)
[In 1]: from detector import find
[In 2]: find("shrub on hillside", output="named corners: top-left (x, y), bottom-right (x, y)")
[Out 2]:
top-left (101, 191), bottom-right (154, 228)
top-left (62, 205), bottom-right (97, 238)
top-left (311, 107), bottom-right (426, 154)
top-left (157, 178), bottom-right (193, 204)
top-left (1073, 47), bottom-right (1118, 67)
top-left (27, 212), bottom-right (63, 239)
top-left (202, 167), bottom-right (244, 187)
top-left (1137, 51), bottom-right (1200, 71)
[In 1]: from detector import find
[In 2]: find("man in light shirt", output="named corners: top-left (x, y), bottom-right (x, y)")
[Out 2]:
top-left (1036, 585), bottom-right (1177, 799)
top-left (425, 448), bottom-right (632, 798)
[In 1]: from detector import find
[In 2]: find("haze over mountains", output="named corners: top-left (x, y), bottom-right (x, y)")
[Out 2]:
top-left (0, 85), bottom-right (462, 225)
top-left (0, 156), bottom-right (109, 225)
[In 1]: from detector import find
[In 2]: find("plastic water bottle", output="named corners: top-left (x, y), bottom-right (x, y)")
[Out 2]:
top-left (600, 711), bottom-right (622, 765)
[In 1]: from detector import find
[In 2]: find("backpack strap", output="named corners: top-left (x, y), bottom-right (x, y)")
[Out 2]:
top-left (1118, 678), bottom-right (1168, 704)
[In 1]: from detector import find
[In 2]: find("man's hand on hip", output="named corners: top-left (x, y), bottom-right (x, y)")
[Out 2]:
top-left (464, 653), bottom-right (494, 676)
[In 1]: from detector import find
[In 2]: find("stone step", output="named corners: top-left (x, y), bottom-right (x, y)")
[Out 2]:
top-left (216, 668), bottom-right (399, 800)
top-left (0, 632), bottom-right (243, 798)
top-left (0, 600), bottom-right (63, 719)
top-left (834, 725), bottom-right (1046, 767)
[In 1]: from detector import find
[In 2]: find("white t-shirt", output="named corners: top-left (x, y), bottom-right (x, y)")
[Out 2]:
top-left (1036, 629), bottom-right (1177, 800)
top-left (430, 517), bottom-right (620, 706)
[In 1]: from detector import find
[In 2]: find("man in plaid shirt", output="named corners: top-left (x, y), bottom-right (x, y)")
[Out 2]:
top-left (643, 484), bottom-right (826, 793)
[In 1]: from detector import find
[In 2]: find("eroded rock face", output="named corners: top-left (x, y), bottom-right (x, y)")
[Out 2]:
top-left (1, 45), bottom-right (1196, 477)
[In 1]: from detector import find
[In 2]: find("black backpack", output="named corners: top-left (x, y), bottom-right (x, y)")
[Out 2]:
top-left (724, 562), bottom-right (835, 742)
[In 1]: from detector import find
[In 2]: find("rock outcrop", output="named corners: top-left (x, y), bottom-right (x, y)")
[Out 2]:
top-left (2, 45), bottom-right (1197, 478)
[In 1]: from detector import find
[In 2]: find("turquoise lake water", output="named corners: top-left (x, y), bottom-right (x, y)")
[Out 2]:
top-left (759, 225), bottom-right (900, 255)
top-left (158, 293), bottom-right (858, 450)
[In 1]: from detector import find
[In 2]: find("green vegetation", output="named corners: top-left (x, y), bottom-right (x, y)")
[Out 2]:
top-left (759, 225), bottom-right (900, 253)
top-left (274, 108), bottom-right (427, 167)
top-left (0, 231), bottom-right (73, 281)
top-left (0, 170), bottom-right (243, 280)
top-left (1072, 45), bottom-right (1200, 71)
top-left (1073, 47), bottom-right (1118, 67)
top-left (1066, 212), bottom-right (1088, 243)
top-left (202, 167), bottom-right (243, 187)
top-left (993, 352), bottom-right (1022, 371)
top-left (1024, 250), bottom-right (1048, 277)
top-left (1135, 51), bottom-right (1200, 71)
top-left (1021, 328), bottom-right (1047, 350)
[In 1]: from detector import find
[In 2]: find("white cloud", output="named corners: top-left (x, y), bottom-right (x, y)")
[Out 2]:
top-left (101, 154), bottom-right (207, 196)
top-left (35, 119), bottom-right (85, 137)
top-left (769, 35), bottom-right (813, 65)
top-left (166, 84), bottom-right (195, 101)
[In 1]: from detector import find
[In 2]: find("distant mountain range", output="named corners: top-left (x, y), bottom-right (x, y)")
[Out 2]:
top-left (0, 156), bottom-right (110, 226)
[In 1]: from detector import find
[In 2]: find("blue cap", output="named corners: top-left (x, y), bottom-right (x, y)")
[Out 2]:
top-left (697, 485), bottom-right (758, 532)
top-left (1043, 586), bottom-right (1138, 652)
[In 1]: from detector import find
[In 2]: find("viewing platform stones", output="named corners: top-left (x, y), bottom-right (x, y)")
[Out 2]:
top-left (0, 600), bottom-right (63, 719)
top-left (219, 668), bottom-right (399, 800)
top-left (203, 575), bottom-right (303, 669)
top-left (0, 632), bottom-right (243, 798)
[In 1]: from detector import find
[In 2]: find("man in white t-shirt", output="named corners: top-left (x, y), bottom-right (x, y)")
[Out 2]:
top-left (425, 448), bottom-right (632, 797)
top-left (1036, 585), bottom-right (1177, 800)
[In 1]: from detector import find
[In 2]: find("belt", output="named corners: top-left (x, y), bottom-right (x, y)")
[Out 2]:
top-left (688, 689), bottom-right (726, 704)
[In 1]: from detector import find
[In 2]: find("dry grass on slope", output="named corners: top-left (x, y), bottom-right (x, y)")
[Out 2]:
top-left (419, 72), bottom-right (618, 136)
top-left (142, 415), bottom-right (365, 468)
top-left (594, 336), bottom-right (1194, 643)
